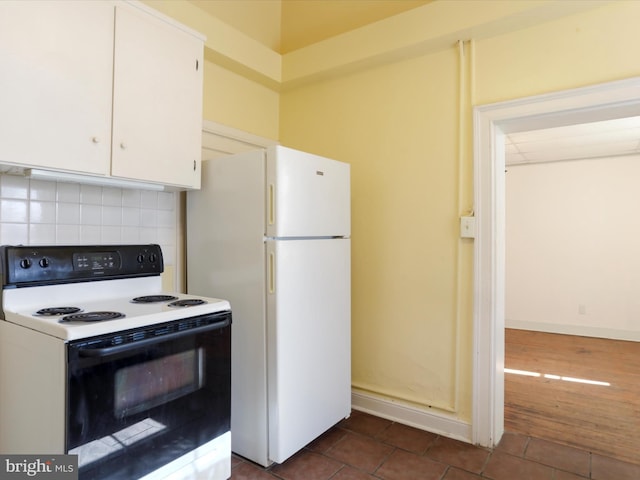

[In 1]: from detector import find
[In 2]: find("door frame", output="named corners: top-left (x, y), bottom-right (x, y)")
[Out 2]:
top-left (471, 76), bottom-right (640, 447)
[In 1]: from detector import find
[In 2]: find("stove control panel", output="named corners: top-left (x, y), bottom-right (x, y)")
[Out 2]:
top-left (0, 244), bottom-right (164, 287)
top-left (73, 251), bottom-right (121, 271)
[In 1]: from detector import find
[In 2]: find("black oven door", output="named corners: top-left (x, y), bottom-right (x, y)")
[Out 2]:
top-left (66, 311), bottom-right (231, 480)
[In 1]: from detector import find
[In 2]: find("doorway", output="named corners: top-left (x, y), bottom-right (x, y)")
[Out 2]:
top-left (471, 76), bottom-right (640, 448)
top-left (502, 118), bottom-right (640, 463)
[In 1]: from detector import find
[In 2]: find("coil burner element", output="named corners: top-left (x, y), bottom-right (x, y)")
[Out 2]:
top-left (59, 311), bottom-right (125, 323)
top-left (131, 295), bottom-right (179, 303)
top-left (36, 307), bottom-right (82, 316)
top-left (168, 299), bottom-right (207, 307)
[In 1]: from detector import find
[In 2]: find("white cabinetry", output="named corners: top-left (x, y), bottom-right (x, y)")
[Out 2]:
top-left (0, 1), bottom-right (114, 176)
top-left (0, 1), bottom-right (204, 190)
top-left (111, 5), bottom-right (203, 188)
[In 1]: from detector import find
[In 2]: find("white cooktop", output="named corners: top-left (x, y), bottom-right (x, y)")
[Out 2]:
top-left (1, 277), bottom-right (230, 341)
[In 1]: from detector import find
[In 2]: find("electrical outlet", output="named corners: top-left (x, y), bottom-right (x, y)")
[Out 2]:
top-left (460, 216), bottom-right (476, 238)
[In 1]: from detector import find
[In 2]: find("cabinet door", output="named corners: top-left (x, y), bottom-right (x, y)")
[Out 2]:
top-left (0, 1), bottom-right (113, 175)
top-left (111, 5), bottom-right (204, 189)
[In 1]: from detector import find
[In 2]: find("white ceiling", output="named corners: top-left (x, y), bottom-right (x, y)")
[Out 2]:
top-left (505, 116), bottom-right (640, 165)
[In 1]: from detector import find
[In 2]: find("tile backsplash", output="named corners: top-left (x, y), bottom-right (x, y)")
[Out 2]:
top-left (0, 174), bottom-right (177, 267)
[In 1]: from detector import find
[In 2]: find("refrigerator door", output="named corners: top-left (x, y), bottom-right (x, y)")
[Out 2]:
top-left (265, 238), bottom-right (351, 464)
top-left (266, 146), bottom-right (350, 238)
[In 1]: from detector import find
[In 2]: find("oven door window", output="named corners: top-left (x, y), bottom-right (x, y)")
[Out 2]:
top-left (114, 348), bottom-right (203, 417)
top-left (66, 313), bottom-right (231, 480)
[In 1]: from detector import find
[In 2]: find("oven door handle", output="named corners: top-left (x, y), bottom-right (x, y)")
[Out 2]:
top-left (77, 318), bottom-right (231, 358)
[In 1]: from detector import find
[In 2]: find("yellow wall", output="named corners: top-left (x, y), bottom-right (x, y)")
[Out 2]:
top-left (279, 49), bottom-right (470, 414)
top-left (474, 1), bottom-right (640, 105)
top-left (202, 59), bottom-right (279, 139)
top-left (280, 0), bottom-right (640, 424)
top-left (148, 0), bottom-right (640, 428)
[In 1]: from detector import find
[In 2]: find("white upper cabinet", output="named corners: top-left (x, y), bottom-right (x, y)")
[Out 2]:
top-left (111, 5), bottom-right (203, 189)
top-left (0, 1), bottom-right (114, 176)
top-left (0, 1), bottom-right (204, 190)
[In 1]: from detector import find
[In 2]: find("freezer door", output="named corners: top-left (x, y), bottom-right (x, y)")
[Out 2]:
top-left (266, 146), bottom-right (350, 238)
top-left (266, 238), bottom-right (351, 464)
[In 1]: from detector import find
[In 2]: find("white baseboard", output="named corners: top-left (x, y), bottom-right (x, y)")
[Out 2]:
top-left (506, 320), bottom-right (640, 342)
top-left (351, 389), bottom-right (472, 444)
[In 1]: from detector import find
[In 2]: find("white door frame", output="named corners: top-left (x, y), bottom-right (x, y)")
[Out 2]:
top-left (472, 76), bottom-right (640, 447)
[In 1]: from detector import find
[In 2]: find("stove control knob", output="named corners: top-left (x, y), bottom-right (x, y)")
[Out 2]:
top-left (137, 254), bottom-right (145, 263)
top-left (19, 258), bottom-right (32, 269)
top-left (149, 253), bottom-right (158, 263)
top-left (39, 258), bottom-right (50, 268)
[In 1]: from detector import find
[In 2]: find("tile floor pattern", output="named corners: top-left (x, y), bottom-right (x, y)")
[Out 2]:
top-left (231, 411), bottom-right (640, 480)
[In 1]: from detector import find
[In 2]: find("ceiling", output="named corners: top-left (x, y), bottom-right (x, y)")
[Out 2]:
top-left (188, 0), bottom-right (431, 53)
top-left (278, 0), bottom-right (431, 53)
top-left (505, 116), bottom-right (640, 166)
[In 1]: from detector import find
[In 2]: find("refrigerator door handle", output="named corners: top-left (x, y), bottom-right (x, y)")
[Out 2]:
top-left (268, 251), bottom-right (276, 294)
top-left (268, 183), bottom-right (275, 226)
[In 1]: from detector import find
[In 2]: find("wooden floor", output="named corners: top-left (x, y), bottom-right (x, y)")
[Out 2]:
top-left (504, 328), bottom-right (640, 465)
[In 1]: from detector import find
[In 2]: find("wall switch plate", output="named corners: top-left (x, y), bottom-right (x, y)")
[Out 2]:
top-left (460, 216), bottom-right (476, 238)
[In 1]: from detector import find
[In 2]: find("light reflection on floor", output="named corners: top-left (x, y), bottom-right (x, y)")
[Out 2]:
top-left (504, 368), bottom-right (610, 386)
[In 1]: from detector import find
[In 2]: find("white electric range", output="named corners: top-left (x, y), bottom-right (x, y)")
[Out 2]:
top-left (0, 244), bottom-right (232, 480)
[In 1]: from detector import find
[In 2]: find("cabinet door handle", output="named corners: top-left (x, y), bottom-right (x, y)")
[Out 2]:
top-left (120, 142), bottom-right (127, 150)
top-left (91, 136), bottom-right (100, 144)
top-left (196, 59), bottom-right (199, 71)
top-left (193, 160), bottom-right (196, 171)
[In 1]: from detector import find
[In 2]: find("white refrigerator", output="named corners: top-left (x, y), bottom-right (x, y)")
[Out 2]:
top-left (186, 145), bottom-right (351, 467)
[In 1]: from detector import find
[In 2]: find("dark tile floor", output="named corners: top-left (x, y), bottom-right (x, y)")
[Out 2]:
top-left (230, 410), bottom-right (640, 480)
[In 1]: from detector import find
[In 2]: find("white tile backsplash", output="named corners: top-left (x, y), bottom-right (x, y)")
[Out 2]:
top-left (2, 223), bottom-right (28, 244)
top-left (29, 201), bottom-right (56, 223)
top-left (1, 199), bottom-right (28, 223)
top-left (57, 202), bottom-right (80, 224)
top-left (140, 190), bottom-right (158, 209)
top-left (29, 179), bottom-right (56, 201)
top-left (140, 227), bottom-right (160, 243)
top-left (122, 207), bottom-right (141, 226)
top-left (158, 192), bottom-right (174, 210)
top-left (122, 226), bottom-right (141, 243)
top-left (0, 175), bottom-right (28, 199)
top-left (79, 225), bottom-right (101, 244)
top-left (55, 224), bottom-right (80, 244)
top-left (102, 187), bottom-right (123, 206)
top-left (80, 184), bottom-right (103, 205)
top-left (140, 209), bottom-right (158, 228)
top-left (30, 224), bottom-right (56, 244)
top-left (0, 175), bottom-right (177, 266)
top-left (122, 189), bottom-right (141, 207)
top-left (157, 209), bottom-right (174, 228)
top-left (101, 225), bottom-right (122, 243)
top-left (57, 182), bottom-right (80, 203)
top-left (80, 204), bottom-right (102, 226)
top-left (102, 205), bottom-right (122, 226)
